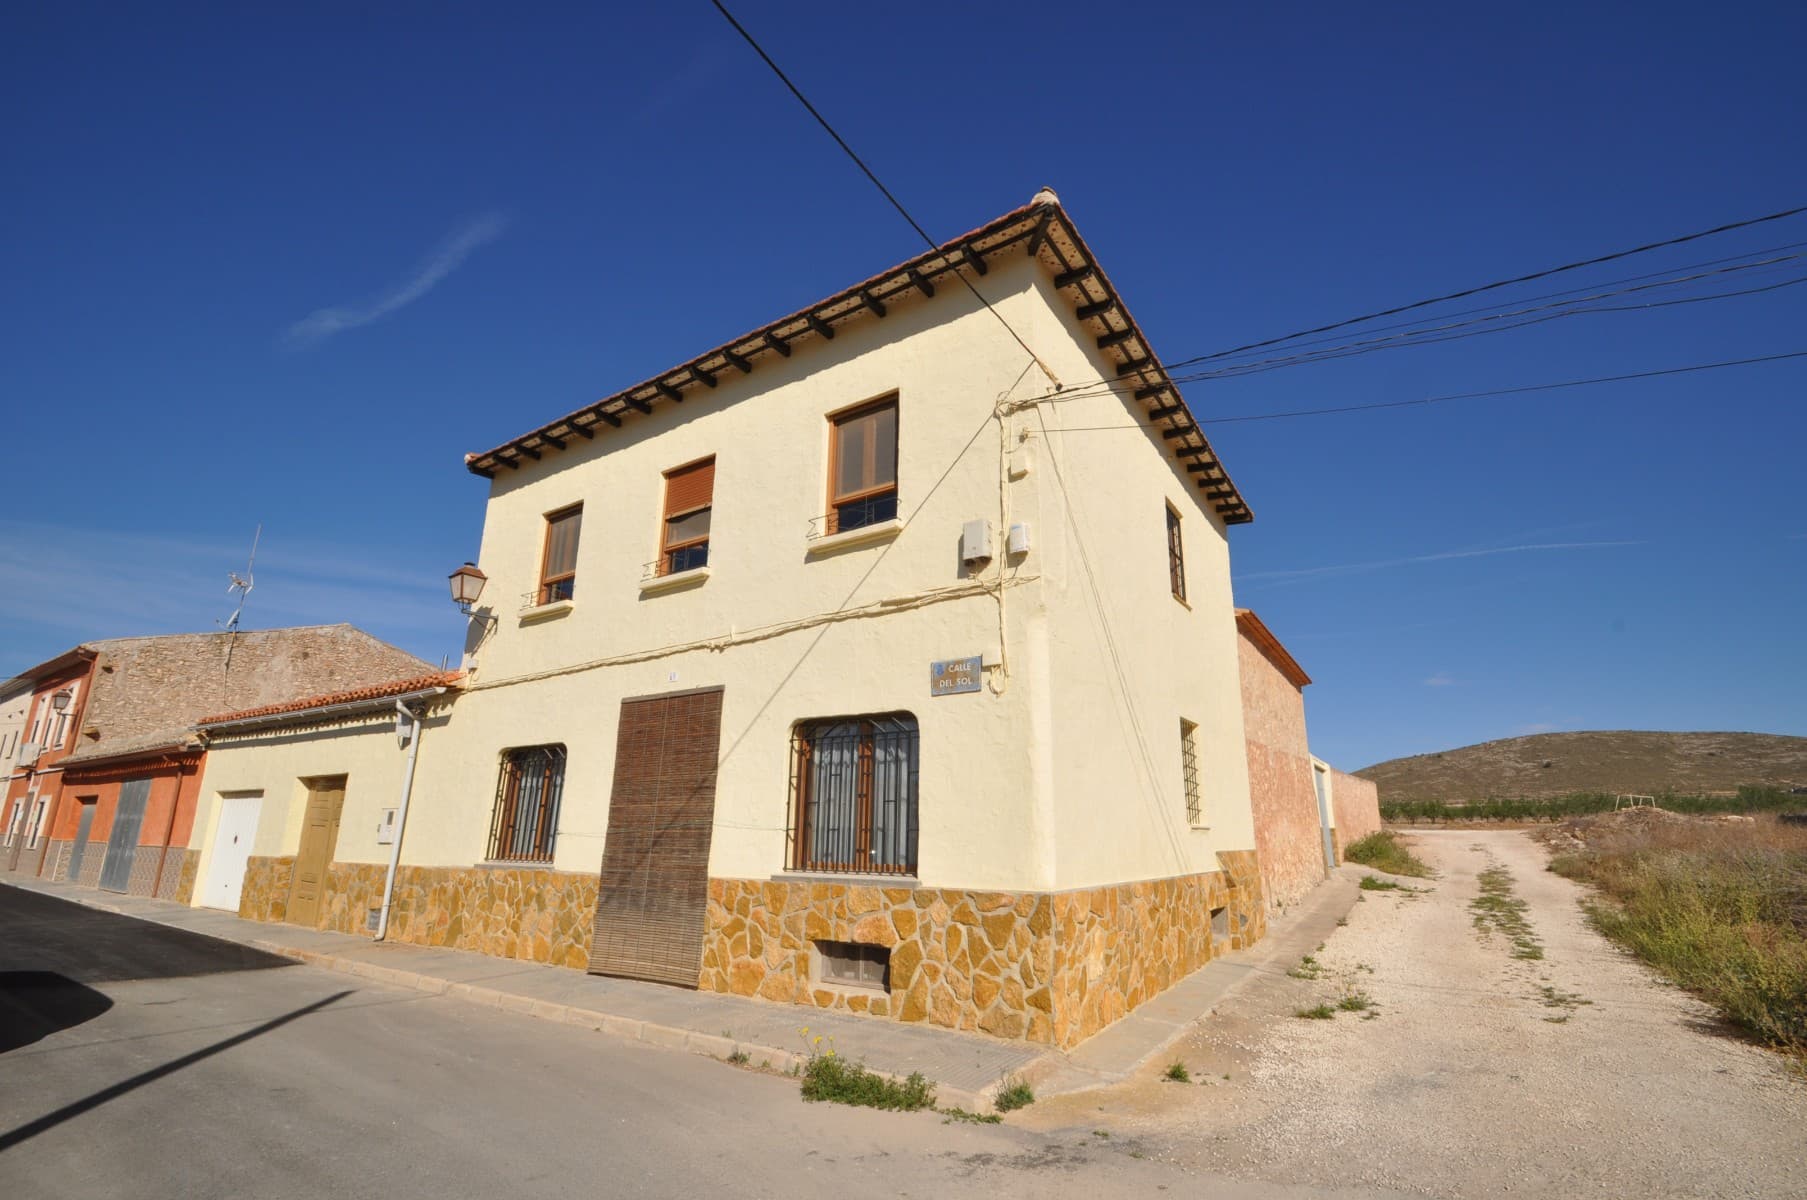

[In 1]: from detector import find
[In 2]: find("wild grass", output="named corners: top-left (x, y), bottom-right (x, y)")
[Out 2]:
top-left (1336, 990), bottom-right (1375, 1012)
top-left (1383, 786), bottom-right (1797, 825)
top-left (1550, 816), bottom-right (1807, 1060)
top-left (1471, 863), bottom-right (1544, 960)
top-left (1344, 830), bottom-right (1435, 877)
top-left (1163, 1059), bottom-right (1191, 1082)
top-left (1294, 1003), bottom-right (1336, 1020)
top-left (1287, 954), bottom-right (1324, 980)
top-left (800, 1056), bottom-right (936, 1110)
top-left (993, 1078), bottom-right (1035, 1112)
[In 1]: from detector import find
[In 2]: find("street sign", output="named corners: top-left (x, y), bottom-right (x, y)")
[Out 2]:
top-left (930, 655), bottom-right (982, 697)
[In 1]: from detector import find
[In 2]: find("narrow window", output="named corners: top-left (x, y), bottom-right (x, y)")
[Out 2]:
top-left (1180, 719), bottom-right (1202, 825)
top-left (827, 396), bottom-right (899, 534)
top-left (538, 505), bottom-right (582, 604)
top-left (660, 457), bottom-right (715, 575)
top-left (487, 744), bottom-right (567, 862)
top-left (1166, 503), bottom-right (1187, 602)
top-left (789, 714), bottom-right (918, 876)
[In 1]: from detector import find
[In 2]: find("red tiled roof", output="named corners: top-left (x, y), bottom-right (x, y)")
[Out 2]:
top-left (1236, 610), bottom-right (1313, 689)
top-left (198, 670), bottom-right (464, 726)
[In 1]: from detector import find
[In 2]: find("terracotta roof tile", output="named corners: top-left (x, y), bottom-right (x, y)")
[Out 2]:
top-left (198, 670), bottom-right (464, 726)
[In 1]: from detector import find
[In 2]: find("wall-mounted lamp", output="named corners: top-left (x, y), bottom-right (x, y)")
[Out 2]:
top-left (449, 562), bottom-right (487, 612)
top-left (50, 689), bottom-right (73, 713)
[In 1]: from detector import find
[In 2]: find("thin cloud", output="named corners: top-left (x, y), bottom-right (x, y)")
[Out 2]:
top-left (1516, 722), bottom-right (1558, 735)
top-left (283, 213), bottom-right (508, 348)
top-left (1239, 540), bottom-right (1644, 584)
top-left (1423, 673), bottom-right (1457, 687)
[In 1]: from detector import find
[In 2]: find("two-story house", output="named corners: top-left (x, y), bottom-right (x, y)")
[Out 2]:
top-left (184, 190), bottom-right (1271, 1049)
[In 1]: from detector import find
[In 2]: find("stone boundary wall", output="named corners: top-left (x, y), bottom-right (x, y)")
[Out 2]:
top-left (1330, 769), bottom-right (1382, 853)
top-left (1236, 625), bottom-right (1331, 910)
top-left (700, 851), bottom-right (1265, 1050)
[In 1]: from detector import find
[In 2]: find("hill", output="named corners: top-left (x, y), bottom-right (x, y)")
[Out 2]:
top-left (1356, 731), bottom-right (1807, 801)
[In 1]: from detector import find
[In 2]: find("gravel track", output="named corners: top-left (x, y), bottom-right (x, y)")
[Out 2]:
top-left (1024, 829), bottom-right (1807, 1198)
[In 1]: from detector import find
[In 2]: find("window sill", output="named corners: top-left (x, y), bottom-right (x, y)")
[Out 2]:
top-left (639, 565), bottom-right (710, 595)
top-left (475, 858), bottom-right (560, 871)
top-left (774, 870), bottom-right (920, 888)
top-left (519, 599), bottom-right (574, 624)
top-left (1172, 593), bottom-right (1192, 611)
top-left (806, 518), bottom-right (904, 556)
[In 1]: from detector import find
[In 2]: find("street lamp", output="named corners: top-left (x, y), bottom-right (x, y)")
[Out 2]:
top-left (50, 689), bottom-right (72, 713)
top-left (448, 562), bottom-right (488, 615)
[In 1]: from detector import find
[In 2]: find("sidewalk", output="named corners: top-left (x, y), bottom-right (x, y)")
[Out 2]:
top-left (3, 866), bottom-right (1364, 1107)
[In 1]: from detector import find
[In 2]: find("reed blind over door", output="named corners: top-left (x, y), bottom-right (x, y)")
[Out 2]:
top-left (588, 688), bottom-right (724, 987)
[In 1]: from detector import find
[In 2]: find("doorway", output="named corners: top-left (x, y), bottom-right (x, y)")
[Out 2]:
top-left (588, 688), bottom-right (724, 987)
top-left (287, 777), bottom-right (345, 927)
top-left (99, 778), bottom-right (152, 893)
top-left (67, 798), bottom-right (98, 883)
top-left (204, 792), bottom-right (264, 912)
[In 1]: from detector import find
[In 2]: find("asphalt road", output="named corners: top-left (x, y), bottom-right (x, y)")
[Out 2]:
top-left (0, 886), bottom-right (1395, 1200)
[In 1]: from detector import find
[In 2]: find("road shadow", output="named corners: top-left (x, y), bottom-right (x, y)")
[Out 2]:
top-left (0, 971), bottom-right (114, 1053)
top-left (0, 885), bottom-right (294, 986)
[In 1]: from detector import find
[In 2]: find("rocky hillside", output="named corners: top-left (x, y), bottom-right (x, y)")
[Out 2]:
top-left (1357, 731), bottom-right (1807, 801)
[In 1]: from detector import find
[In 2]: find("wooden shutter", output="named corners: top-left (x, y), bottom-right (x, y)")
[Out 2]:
top-left (663, 458), bottom-right (715, 516)
top-left (589, 688), bottom-right (724, 987)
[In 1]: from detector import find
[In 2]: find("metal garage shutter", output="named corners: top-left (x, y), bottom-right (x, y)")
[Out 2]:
top-left (99, 778), bottom-right (151, 893)
top-left (588, 688), bottom-right (724, 987)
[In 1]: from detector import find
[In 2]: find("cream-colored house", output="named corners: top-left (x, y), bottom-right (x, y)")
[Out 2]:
top-left (190, 190), bottom-right (1265, 1049)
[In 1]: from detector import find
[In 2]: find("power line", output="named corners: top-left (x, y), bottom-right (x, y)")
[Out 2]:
top-left (708, 0), bottom-right (1050, 373)
top-left (1159, 203), bottom-right (1807, 371)
top-left (1030, 349), bottom-right (1807, 429)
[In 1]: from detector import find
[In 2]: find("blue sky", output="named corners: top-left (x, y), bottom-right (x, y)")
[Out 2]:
top-left (2, 2), bottom-right (1802, 768)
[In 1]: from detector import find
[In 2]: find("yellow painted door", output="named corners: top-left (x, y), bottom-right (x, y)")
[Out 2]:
top-left (287, 780), bottom-right (344, 927)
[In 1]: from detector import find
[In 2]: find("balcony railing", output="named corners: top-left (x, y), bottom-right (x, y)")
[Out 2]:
top-left (807, 493), bottom-right (900, 541)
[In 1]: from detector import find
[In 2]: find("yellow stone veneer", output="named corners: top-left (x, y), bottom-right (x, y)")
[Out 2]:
top-left (699, 850), bottom-right (1264, 1049)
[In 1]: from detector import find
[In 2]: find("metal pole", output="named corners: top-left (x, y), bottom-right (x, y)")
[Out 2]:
top-left (374, 699), bottom-right (425, 942)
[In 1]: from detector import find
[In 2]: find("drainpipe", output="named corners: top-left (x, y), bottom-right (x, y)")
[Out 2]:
top-left (151, 756), bottom-right (191, 899)
top-left (374, 698), bottom-right (426, 942)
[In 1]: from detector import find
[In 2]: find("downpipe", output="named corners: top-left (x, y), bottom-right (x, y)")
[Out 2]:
top-left (374, 699), bottom-right (425, 942)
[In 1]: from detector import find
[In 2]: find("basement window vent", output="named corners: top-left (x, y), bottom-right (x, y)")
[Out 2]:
top-left (1210, 905), bottom-right (1229, 943)
top-left (816, 940), bottom-right (890, 992)
top-left (366, 907), bottom-right (381, 934)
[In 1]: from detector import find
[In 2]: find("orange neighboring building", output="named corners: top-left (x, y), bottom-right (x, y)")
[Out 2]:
top-left (1235, 609), bottom-right (1381, 909)
top-left (1, 647), bottom-right (100, 879)
top-left (1, 626), bottom-right (432, 900)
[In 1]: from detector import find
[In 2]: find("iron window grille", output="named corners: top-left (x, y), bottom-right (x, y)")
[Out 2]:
top-left (788, 714), bottom-right (919, 876)
top-left (1166, 503), bottom-right (1187, 602)
top-left (487, 744), bottom-right (567, 863)
top-left (1180, 719), bottom-right (1202, 825)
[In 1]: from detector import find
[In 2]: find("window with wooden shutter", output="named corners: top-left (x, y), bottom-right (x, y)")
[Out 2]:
top-left (487, 744), bottom-right (566, 862)
top-left (1166, 503), bottom-right (1187, 602)
top-left (660, 457), bottom-right (714, 575)
top-left (826, 397), bottom-right (898, 534)
top-left (788, 714), bottom-right (918, 875)
top-left (538, 505), bottom-right (582, 604)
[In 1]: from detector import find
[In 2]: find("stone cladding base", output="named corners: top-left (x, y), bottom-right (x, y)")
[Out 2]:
top-left (700, 850), bottom-right (1265, 1050)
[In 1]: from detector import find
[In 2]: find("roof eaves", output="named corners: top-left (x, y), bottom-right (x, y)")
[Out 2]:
top-left (461, 192), bottom-right (1252, 524)
top-left (1236, 609), bottom-right (1312, 688)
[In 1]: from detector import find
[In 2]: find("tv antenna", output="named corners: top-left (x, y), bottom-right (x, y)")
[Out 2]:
top-left (221, 524), bottom-right (261, 633)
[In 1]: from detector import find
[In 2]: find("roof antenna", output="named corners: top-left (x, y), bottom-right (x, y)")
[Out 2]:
top-left (221, 525), bottom-right (261, 633)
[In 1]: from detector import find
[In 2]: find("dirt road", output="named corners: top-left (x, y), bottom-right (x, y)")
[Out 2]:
top-left (1024, 829), bottom-right (1807, 1199)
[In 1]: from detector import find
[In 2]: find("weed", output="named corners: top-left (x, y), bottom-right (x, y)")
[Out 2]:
top-left (1287, 954), bottom-right (1323, 980)
top-left (1359, 875), bottom-right (1402, 891)
top-left (994, 1077), bottom-right (1035, 1112)
top-left (1538, 984), bottom-right (1591, 1012)
top-left (940, 1106), bottom-right (1002, 1125)
top-left (800, 1057), bottom-right (936, 1110)
top-left (1163, 1060), bottom-right (1191, 1083)
top-left (1344, 830), bottom-right (1435, 877)
top-left (727, 1049), bottom-right (750, 1066)
top-left (1336, 917), bottom-right (1349, 927)
top-left (1551, 815), bottom-right (1807, 1059)
top-left (1470, 863), bottom-right (1544, 960)
top-left (1294, 1003), bottom-right (1336, 1020)
top-left (1092, 1129), bottom-right (1111, 1139)
top-left (1336, 991), bottom-right (1375, 1013)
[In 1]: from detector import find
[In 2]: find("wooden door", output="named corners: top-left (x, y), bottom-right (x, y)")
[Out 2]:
top-left (588, 688), bottom-right (724, 987)
top-left (287, 779), bottom-right (345, 927)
